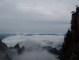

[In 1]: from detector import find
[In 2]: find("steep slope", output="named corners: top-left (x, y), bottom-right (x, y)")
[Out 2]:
top-left (60, 7), bottom-right (79, 60)
top-left (0, 39), bottom-right (12, 60)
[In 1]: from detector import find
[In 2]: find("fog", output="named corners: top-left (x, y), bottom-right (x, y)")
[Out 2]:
top-left (3, 34), bottom-right (64, 60)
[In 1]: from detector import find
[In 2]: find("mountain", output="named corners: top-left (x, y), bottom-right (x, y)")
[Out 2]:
top-left (60, 6), bottom-right (79, 60)
top-left (0, 34), bottom-right (16, 40)
top-left (0, 39), bottom-right (11, 60)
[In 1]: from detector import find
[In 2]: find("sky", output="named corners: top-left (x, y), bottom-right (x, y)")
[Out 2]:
top-left (0, 0), bottom-right (79, 34)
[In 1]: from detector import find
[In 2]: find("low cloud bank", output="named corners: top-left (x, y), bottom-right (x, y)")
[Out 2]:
top-left (2, 34), bottom-right (64, 60)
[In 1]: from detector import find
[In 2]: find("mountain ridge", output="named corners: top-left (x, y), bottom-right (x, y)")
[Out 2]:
top-left (60, 6), bottom-right (79, 60)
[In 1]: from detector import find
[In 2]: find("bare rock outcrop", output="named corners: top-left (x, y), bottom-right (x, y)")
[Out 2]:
top-left (60, 7), bottom-right (79, 60)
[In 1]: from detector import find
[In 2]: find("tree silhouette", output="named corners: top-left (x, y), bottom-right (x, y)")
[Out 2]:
top-left (76, 5), bottom-right (78, 8)
top-left (71, 11), bottom-right (75, 14)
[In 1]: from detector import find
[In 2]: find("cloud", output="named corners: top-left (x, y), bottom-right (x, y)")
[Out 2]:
top-left (0, 0), bottom-right (78, 33)
top-left (3, 34), bottom-right (64, 60)
top-left (1, 0), bottom-right (78, 21)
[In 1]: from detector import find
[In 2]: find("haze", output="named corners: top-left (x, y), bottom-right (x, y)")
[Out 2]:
top-left (0, 0), bottom-right (79, 34)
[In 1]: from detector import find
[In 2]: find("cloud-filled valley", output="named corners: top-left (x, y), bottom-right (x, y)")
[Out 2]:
top-left (2, 34), bottom-right (64, 60)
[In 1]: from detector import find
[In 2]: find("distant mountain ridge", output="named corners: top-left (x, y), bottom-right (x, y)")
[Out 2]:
top-left (0, 33), bottom-right (64, 40)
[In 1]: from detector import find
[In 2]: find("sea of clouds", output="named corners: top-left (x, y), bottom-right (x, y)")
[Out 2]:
top-left (2, 34), bottom-right (64, 60)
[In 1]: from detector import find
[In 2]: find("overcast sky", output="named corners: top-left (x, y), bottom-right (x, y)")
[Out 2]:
top-left (0, 0), bottom-right (79, 34)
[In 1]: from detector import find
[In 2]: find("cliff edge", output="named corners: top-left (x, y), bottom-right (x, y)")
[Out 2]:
top-left (60, 7), bottom-right (79, 60)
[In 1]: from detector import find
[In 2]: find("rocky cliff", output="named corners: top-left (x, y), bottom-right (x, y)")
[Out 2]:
top-left (0, 39), bottom-right (12, 60)
top-left (60, 7), bottom-right (79, 60)
top-left (0, 39), bottom-right (25, 60)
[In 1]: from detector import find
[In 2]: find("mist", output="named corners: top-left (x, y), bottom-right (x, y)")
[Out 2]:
top-left (2, 34), bottom-right (64, 60)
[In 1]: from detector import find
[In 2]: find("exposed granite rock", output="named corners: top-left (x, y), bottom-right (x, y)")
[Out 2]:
top-left (60, 7), bottom-right (79, 60)
top-left (43, 46), bottom-right (61, 55)
top-left (0, 39), bottom-right (25, 60)
top-left (0, 39), bottom-right (12, 60)
top-left (9, 43), bottom-right (25, 54)
top-left (0, 38), bottom-right (8, 51)
top-left (14, 43), bottom-right (25, 54)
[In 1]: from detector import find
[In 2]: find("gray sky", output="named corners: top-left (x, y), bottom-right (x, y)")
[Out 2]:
top-left (0, 0), bottom-right (79, 34)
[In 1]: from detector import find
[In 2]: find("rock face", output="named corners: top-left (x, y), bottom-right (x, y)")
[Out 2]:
top-left (0, 39), bottom-right (8, 51)
top-left (43, 46), bottom-right (61, 55)
top-left (0, 39), bottom-right (12, 60)
top-left (14, 43), bottom-right (25, 54)
top-left (0, 38), bottom-right (25, 60)
top-left (60, 7), bottom-right (79, 60)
